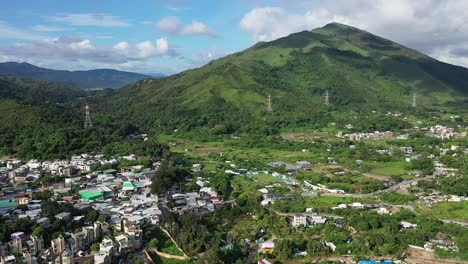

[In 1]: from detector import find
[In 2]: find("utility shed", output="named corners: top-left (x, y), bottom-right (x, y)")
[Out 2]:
top-left (79, 190), bottom-right (103, 201)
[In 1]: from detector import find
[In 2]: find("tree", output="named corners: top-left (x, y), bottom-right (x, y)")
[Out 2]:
top-left (275, 239), bottom-right (293, 259)
top-left (98, 213), bottom-right (110, 222)
top-left (411, 157), bottom-right (435, 175)
top-left (197, 247), bottom-right (223, 264)
top-left (90, 243), bottom-right (99, 252)
top-left (32, 226), bottom-right (45, 237)
top-left (148, 238), bottom-right (158, 249)
top-left (85, 208), bottom-right (99, 222)
top-left (307, 240), bottom-right (326, 256)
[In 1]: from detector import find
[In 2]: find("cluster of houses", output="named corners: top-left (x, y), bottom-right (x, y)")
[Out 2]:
top-left (0, 152), bottom-right (230, 263)
top-left (169, 185), bottom-right (223, 214)
top-left (0, 154), bottom-right (127, 187)
top-left (304, 181), bottom-right (345, 194)
top-left (417, 193), bottom-right (468, 207)
top-left (267, 161), bottom-right (311, 172)
top-left (336, 131), bottom-right (395, 141)
top-left (426, 125), bottom-right (466, 139)
top-left (0, 217), bottom-right (142, 264)
top-left (335, 124), bottom-right (466, 141)
top-left (423, 239), bottom-right (459, 252)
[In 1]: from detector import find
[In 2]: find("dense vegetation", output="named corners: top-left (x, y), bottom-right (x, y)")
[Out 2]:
top-left (0, 77), bottom-right (173, 159)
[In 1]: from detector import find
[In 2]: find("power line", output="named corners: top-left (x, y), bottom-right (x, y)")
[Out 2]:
top-left (324, 90), bottom-right (330, 106)
top-left (267, 94), bottom-right (272, 113)
top-left (84, 103), bottom-right (93, 129)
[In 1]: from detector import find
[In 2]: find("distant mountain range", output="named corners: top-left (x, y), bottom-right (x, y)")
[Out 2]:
top-left (0, 62), bottom-right (162, 89)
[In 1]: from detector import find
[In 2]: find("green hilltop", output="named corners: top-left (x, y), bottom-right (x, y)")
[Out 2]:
top-left (105, 22), bottom-right (467, 134)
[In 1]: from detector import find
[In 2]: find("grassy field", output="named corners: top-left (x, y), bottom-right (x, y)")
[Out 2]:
top-left (370, 161), bottom-right (409, 176)
top-left (419, 201), bottom-right (468, 221)
top-left (254, 174), bottom-right (282, 184)
top-left (201, 162), bottom-right (218, 172)
top-left (232, 175), bottom-right (264, 191)
top-left (150, 227), bottom-right (184, 256)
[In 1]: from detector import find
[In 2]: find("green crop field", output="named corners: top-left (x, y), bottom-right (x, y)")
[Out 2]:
top-left (419, 201), bottom-right (468, 221)
top-left (370, 161), bottom-right (410, 176)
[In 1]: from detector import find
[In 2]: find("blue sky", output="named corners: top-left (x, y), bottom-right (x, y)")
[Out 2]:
top-left (1, 0), bottom-right (468, 75)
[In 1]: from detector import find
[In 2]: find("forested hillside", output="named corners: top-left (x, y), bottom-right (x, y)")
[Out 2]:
top-left (0, 77), bottom-right (163, 159)
top-left (103, 23), bottom-right (467, 135)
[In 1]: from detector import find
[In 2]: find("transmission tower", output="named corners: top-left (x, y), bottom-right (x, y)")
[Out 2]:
top-left (267, 94), bottom-right (272, 113)
top-left (84, 103), bottom-right (93, 129)
top-left (324, 90), bottom-right (330, 106)
top-left (412, 92), bottom-right (416, 108)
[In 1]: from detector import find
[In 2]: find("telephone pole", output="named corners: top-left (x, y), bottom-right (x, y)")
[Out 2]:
top-left (84, 103), bottom-right (93, 129)
top-left (412, 92), bottom-right (416, 108)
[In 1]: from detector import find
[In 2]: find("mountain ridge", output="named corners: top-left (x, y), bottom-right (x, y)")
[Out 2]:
top-left (0, 62), bottom-right (159, 89)
top-left (101, 22), bottom-right (467, 134)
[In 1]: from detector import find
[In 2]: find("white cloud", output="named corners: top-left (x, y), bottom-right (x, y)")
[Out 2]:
top-left (156, 16), bottom-right (218, 37)
top-left (156, 16), bottom-right (181, 34)
top-left (180, 21), bottom-right (216, 36)
top-left (135, 38), bottom-right (169, 58)
top-left (0, 36), bottom-right (173, 68)
top-left (31, 24), bottom-right (74, 32)
top-left (0, 22), bottom-right (47, 41)
top-left (114, 41), bottom-right (130, 52)
top-left (47, 13), bottom-right (131, 27)
top-left (239, 1), bottom-right (468, 67)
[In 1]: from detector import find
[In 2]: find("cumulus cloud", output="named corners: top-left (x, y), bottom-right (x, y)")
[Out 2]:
top-left (156, 16), bottom-right (218, 37)
top-left (135, 38), bottom-right (170, 58)
top-left (0, 36), bottom-right (173, 67)
top-left (47, 13), bottom-right (131, 27)
top-left (239, 0), bottom-right (468, 67)
top-left (240, 7), bottom-right (327, 42)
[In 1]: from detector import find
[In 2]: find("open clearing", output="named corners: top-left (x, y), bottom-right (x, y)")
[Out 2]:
top-left (405, 247), bottom-right (468, 264)
top-left (419, 201), bottom-right (468, 221)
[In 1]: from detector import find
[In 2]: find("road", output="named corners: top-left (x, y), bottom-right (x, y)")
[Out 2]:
top-left (441, 219), bottom-right (468, 228)
top-left (269, 208), bottom-right (345, 219)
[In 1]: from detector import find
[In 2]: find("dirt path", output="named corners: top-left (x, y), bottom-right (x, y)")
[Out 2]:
top-left (363, 172), bottom-right (391, 181)
top-left (147, 248), bottom-right (189, 260)
top-left (160, 227), bottom-right (190, 259)
top-left (405, 247), bottom-right (468, 264)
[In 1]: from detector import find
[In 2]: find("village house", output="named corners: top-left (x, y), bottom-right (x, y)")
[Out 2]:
top-left (292, 214), bottom-right (307, 227)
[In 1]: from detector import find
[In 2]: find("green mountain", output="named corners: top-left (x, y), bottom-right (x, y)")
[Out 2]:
top-left (0, 76), bottom-right (86, 103)
top-left (0, 62), bottom-right (156, 89)
top-left (0, 77), bottom-right (136, 159)
top-left (105, 23), bottom-right (467, 134)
